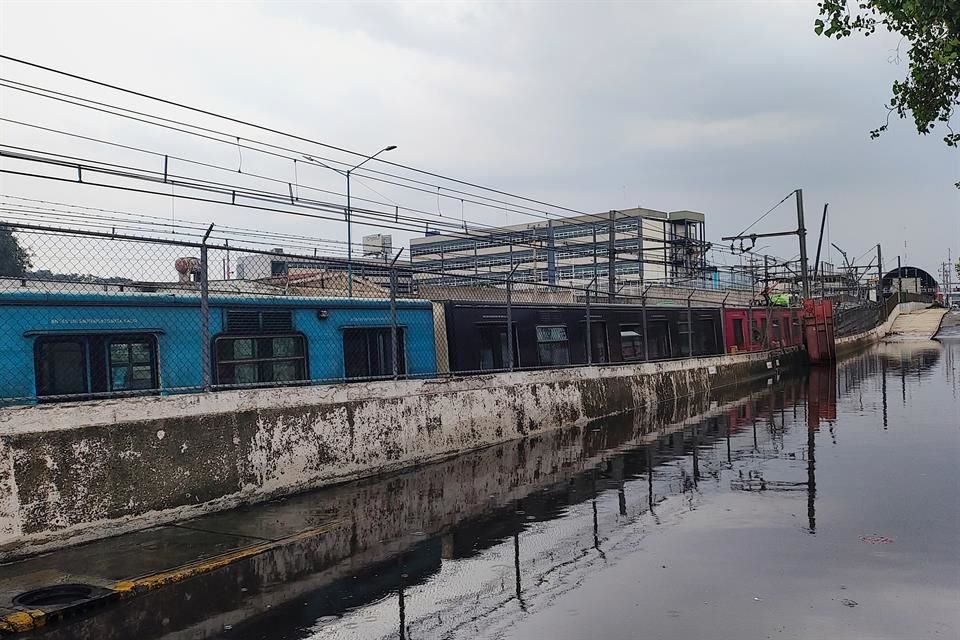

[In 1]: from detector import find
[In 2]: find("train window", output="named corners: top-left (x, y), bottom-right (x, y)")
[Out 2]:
top-left (35, 334), bottom-right (159, 400)
top-left (36, 338), bottom-right (88, 397)
top-left (620, 325), bottom-right (644, 360)
top-left (733, 319), bottom-right (745, 348)
top-left (772, 318), bottom-right (781, 341)
top-left (536, 326), bottom-right (570, 366)
top-left (342, 328), bottom-right (405, 379)
top-left (108, 339), bottom-right (158, 391)
top-left (693, 317), bottom-right (717, 355)
top-left (216, 334), bottom-right (307, 385)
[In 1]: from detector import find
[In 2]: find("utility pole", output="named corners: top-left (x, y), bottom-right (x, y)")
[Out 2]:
top-left (897, 255), bottom-right (902, 304)
top-left (796, 189), bottom-right (811, 299)
top-left (876, 244), bottom-right (883, 303)
top-left (721, 189), bottom-right (811, 300)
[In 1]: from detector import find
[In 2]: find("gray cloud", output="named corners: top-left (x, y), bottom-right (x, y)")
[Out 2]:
top-left (0, 0), bottom-right (957, 277)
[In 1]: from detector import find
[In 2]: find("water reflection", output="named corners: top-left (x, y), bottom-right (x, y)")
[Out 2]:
top-left (35, 341), bottom-right (958, 640)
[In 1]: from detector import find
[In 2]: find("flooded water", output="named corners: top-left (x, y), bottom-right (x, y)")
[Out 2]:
top-left (34, 339), bottom-right (960, 640)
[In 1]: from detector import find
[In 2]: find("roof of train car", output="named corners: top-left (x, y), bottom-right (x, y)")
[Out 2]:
top-left (0, 289), bottom-right (433, 309)
top-left (440, 299), bottom-right (800, 311)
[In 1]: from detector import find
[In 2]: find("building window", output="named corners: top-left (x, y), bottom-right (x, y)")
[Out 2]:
top-left (35, 334), bottom-right (159, 400)
top-left (620, 325), bottom-right (644, 360)
top-left (343, 328), bottom-right (405, 379)
top-left (536, 326), bottom-right (570, 366)
top-left (215, 335), bottom-right (307, 386)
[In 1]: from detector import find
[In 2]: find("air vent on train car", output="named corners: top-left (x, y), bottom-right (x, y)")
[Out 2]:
top-left (225, 310), bottom-right (293, 333)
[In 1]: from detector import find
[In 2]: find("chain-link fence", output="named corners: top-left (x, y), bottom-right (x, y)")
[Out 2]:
top-left (0, 223), bottom-right (807, 406)
top-left (833, 292), bottom-right (934, 339)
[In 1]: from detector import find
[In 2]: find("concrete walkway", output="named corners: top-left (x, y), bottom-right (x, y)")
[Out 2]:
top-left (886, 308), bottom-right (947, 341)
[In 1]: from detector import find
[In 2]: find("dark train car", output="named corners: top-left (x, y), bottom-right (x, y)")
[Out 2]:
top-left (442, 301), bottom-right (724, 373)
top-left (722, 307), bottom-right (803, 354)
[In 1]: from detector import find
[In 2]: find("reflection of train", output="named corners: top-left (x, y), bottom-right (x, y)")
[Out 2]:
top-left (0, 290), bottom-right (805, 403)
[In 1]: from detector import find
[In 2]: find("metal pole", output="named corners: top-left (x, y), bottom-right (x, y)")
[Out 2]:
top-left (390, 265), bottom-right (399, 380)
top-left (608, 210), bottom-right (616, 302)
top-left (812, 203), bottom-right (829, 284)
top-left (200, 223), bottom-right (214, 391)
top-left (721, 292), bottom-right (729, 353)
top-left (764, 254), bottom-right (770, 304)
top-left (876, 243), bottom-right (883, 305)
top-left (897, 255), bottom-right (902, 304)
top-left (642, 285), bottom-right (649, 361)
top-left (586, 282), bottom-right (592, 365)
top-left (796, 188), bottom-right (811, 299)
top-left (637, 218), bottom-right (644, 294)
top-left (546, 219), bottom-right (556, 285)
top-left (686, 292), bottom-right (693, 357)
top-left (506, 272), bottom-right (514, 372)
top-left (346, 171), bottom-right (353, 298)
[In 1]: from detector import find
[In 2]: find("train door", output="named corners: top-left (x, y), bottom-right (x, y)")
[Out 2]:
top-left (477, 323), bottom-right (519, 371)
top-left (646, 315), bottom-right (672, 359)
top-left (588, 322), bottom-right (609, 363)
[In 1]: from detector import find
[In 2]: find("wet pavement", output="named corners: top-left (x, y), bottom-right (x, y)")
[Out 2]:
top-left (18, 338), bottom-right (960, 640)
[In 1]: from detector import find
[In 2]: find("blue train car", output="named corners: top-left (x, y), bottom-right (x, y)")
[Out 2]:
top-left (0, 290), bottom-right (437, 403)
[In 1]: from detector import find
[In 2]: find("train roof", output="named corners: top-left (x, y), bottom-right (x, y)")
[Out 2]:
top-left (0, 289), bottom-right (433, 309)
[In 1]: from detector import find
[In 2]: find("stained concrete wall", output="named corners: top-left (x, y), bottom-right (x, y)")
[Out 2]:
top-left (0, 348), bottom-right (795, 560)
top-left (31, 378), bottom-right (785, 640)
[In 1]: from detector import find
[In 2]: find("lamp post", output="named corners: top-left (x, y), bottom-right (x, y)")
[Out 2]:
top-left (304, 145), bottom-right (397, 297)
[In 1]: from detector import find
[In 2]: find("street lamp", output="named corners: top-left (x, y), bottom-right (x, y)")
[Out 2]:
top-left (303, 145), bottom-right (397, 296)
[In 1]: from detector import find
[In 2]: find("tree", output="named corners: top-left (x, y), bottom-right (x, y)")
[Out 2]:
top-left (0, 226), bottom-right (31, 277)
top-left (815, 1), bottom-right (960, 147)
top-left (955, 256), bottom-right (960, 280)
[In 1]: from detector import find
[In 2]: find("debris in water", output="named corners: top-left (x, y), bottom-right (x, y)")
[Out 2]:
top-left (841, 599), bottom-right (858, 607)
top-left (860, 535), bottom-right (895, 544)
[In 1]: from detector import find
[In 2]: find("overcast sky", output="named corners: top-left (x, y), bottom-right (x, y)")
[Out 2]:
top-left (1, 0), bottom-right (957, 280)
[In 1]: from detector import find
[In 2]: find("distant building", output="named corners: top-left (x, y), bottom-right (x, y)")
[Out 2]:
top-left (408, 207), bottom-right (708, 293)
top-left (881, 266), bottom-right (939, 297)
top-left (235, 247), bottom-right (414, 295)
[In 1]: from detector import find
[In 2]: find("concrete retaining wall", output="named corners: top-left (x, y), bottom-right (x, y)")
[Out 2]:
top-left (835, 301), bottom-right (928, 357)
top-left (0, 349), bottom-right (796, 560)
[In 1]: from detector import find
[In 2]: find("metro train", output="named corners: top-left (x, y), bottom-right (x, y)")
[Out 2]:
top-left (0, 289), bottom-right (803, 403)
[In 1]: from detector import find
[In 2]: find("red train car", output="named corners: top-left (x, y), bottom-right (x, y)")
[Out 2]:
top-left (722, 307), bottom-right (804, 354)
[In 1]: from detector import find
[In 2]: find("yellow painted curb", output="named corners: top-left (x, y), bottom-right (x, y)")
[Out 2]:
top-left (0, 610), bottom-right (45, 633)
top-left (0, 518), bottom-right (343, 634)
top-left (114, 519), bottom-right (343, 596)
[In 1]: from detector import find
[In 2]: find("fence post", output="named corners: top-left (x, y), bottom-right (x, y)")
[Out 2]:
top-left (200, 224), bottom-right (214, 391)
top-left (642, 285), bottom-right (649, 361)
top-left (390, 267), bottom-right (399, 380)
top-left (686, 291), bottom-right (694, 357)
top-left (585, 284), bottom-right (592, 365)
top-left (389, 249), bottom-right (404, 380)
top-left (721, 292), bottom-right (729, 354)
top-left (506, 272), bottom-right (514, 372)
